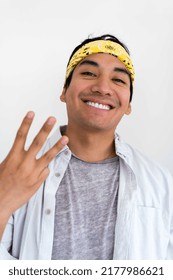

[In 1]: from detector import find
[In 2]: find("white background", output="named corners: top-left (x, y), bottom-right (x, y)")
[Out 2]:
top-left (0, 0), bottom-right (173, 174)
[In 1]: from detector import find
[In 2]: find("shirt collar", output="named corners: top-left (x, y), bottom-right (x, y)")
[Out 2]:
top-left (47, 126), bottom-right (131, 161)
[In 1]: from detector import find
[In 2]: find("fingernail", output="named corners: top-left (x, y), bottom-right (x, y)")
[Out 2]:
top-left (47, 117), bottom-right (56, 125)
top-left (26, 111), bottom-right (35, 119)
top-left (60, 136), bottom-right (69, 145)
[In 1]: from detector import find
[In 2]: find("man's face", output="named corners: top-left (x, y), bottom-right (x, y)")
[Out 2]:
top-left (60, 53), bottom-right (132, 133)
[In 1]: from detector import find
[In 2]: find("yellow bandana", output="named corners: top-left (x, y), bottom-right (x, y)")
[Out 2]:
top-left (65, 40), bottom-right (135, 83)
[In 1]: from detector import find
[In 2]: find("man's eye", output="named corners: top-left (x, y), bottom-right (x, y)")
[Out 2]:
top-left (112, 78), bottom-right (125, 84)
top-left (81, 71), bottom-right (96, 77)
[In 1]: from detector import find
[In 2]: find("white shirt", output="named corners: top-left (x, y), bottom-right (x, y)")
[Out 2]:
top-left (0, 128), bottom-right (173, 259)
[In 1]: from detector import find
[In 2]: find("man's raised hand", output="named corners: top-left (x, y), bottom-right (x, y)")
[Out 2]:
top-left (0, 112), bottom-right (68, 234)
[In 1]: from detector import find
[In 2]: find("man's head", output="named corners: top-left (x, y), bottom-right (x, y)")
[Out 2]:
top-left (60, 34), bottom-right (134, 133)
top-left (64, 34), bottom-right (134, 102)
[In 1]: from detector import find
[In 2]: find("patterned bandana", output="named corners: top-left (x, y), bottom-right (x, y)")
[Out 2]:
top-left (65, 40), bottom-right (135, 84)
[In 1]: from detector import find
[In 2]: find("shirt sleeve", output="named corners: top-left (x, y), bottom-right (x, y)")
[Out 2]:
top-left (0, 215), bottom-right (17, 260)
top-left (167, 222), bottom-right (173, 259)
top-left (166, 172), bottom-right (173, 259)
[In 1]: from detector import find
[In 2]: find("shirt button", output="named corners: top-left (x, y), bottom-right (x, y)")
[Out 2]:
top-left (45, 209), bottom-right (51, 215)
top-left (64, 150), bottom-right (69, 155)
top-left (55, 172), bottom-right (61, 177)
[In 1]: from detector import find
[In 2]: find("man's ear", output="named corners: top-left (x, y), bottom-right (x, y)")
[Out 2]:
top-left (60, 87), bottom-right (66, 103)
top-left (125, 103), bottom-right (132, 115)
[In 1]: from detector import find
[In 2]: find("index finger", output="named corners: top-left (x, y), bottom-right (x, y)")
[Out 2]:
top-left (12, 111), bottom-right (35, 152)
top-left (38, 135), bottom-right (69, 166)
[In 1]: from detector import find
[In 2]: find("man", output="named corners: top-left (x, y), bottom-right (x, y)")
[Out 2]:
top-left (0, 34), bottom-right (173, 259)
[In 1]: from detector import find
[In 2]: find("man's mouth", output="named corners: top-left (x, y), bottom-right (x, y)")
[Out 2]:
top-left (85, 101), bottom-right (111, 111)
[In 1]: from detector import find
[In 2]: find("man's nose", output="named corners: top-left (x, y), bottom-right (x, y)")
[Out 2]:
top-left (91, 77), bottom-right (114, 96)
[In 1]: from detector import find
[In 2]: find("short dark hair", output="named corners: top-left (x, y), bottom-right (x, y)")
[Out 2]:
top-left (64, 34), bottom-right (133, 102)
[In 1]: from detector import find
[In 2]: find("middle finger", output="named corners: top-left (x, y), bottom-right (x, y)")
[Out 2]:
top-left (27, 117), bottom-right (56, 157)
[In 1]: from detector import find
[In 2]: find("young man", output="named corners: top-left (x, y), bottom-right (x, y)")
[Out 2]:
top-left (0, 34), bottom-right (172, 259)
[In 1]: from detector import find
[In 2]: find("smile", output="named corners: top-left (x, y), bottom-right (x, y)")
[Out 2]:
top-left (86, 101), bottom-right (111, 110)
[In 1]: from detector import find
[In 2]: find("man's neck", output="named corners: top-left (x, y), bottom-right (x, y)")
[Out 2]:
top-left (63, 125), bottom-right (116, 162)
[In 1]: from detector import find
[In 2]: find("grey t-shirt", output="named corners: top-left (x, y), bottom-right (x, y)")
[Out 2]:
top-left (51, 153), bottom-right (119, 260)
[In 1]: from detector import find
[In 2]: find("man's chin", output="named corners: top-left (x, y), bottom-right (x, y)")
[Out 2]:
top-left (78, 120), bottom-right (117, 133)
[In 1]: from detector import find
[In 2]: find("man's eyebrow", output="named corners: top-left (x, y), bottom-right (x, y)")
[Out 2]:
top-left (78, 60), bottom-right (99, 67)
top-left (78, 59), bottom-right (130, 77)
top-left (113, 67), bottom-right (130, 77)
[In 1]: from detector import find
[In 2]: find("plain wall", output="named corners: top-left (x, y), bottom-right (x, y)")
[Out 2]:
top-left (0, 0), bottom-right (173, 174)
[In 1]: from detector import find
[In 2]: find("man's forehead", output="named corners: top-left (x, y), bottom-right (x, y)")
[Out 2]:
top-left (77, 53), bottom-right (128, 69)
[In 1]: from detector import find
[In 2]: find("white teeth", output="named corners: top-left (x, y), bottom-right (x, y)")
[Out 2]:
top-left (86, 101), bottom-right (111, 110)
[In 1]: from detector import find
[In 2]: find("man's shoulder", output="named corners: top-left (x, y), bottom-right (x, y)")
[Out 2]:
top-left (116, 134), bottom-right (173, 182)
